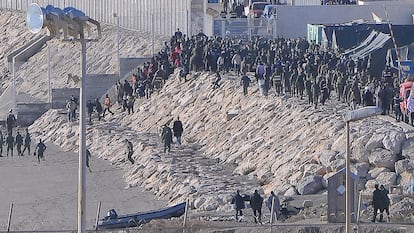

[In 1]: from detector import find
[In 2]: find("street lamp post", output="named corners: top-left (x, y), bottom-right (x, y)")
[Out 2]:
top-left (343, 106), bottom-right (382, 233)
top-left (113, 13), bottom-right (120, 81)
top-left (27, 4), bottom-right (101, 233)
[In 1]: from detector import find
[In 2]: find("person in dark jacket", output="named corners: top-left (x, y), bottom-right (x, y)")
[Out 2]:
top-left (161, 124), bottom-right (173, 153)
top-left (125, 139), bottom-right (134, 164)
top-left (34, 139), bottom-right (47, 163)
top-left (231, 190), bottom-right (245, 221)
top-left (250, 190), bottom-right (263, 224)
top-left (15, 131), bottom-right (23, 156)
top-left (172, 117), bottom-right (184, 145)
top-left (372, 184), bottom-right (383, 222)
top-left (22, 128), bottom-right (31, 156)
top-left (6, 133), bottom-right (14, 157)
top-left (95, 98), bottom-right (103, 121)
top-left (6, 109), bottom-right (16, 134)
top-left (379, 184), bottom-right (390, 222)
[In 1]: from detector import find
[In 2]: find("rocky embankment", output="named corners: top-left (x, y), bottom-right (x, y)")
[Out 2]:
top-left (29, 69), bottom-right (414, 222)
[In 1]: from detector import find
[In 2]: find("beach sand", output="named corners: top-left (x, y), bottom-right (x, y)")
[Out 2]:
top-left (0, 141), bottom-right (166, 232)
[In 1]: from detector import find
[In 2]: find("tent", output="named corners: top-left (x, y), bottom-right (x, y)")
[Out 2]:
top-left (343, 30), bottom-right (393, 78)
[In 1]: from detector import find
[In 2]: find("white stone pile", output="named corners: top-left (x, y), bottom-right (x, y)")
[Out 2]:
top-left (29, 70), bottom-right (414, 218)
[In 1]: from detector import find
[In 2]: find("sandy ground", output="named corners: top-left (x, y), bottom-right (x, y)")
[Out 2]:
top-left (0, 141), bottom-right (166, 232)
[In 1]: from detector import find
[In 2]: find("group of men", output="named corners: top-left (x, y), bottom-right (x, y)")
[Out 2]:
top-left (232, 189), bottom-right (281, 224)
top-left (1, 109), bottom-right (46, 163)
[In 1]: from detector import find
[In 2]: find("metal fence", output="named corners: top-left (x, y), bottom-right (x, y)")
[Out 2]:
top-left (0, 0), bottom-right (193, 37)
top-left (210, 17), bottom-right (275, 40)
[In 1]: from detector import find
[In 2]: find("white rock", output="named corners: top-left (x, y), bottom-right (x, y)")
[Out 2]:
top-left (395, 159), bottom-right (414, 175)
top-left (365, 133), bottom-right (386, 152)
top-left (382, 131), bottom-right (406, 155)
top-left (368, 167), bottom-right (390, 179)
top-left (375, 172), bottom-right (397, 186)
top-left (368, 148), bottom-right (397, 170)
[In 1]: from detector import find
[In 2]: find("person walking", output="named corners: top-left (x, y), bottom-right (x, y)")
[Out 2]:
top-left (125, 139), bottom-right (134, 164)
top-left (267, 191), bottom-right (281, 222)
top-left (34, 139), bottom-right (47, 163)
top-left (250, 190), bottom-right (264, 224)
top-left (6, 133), bottom-right (14, 157)
top-left (15, 131), bottom-right (23, 156)
top-left (241, 73), bottom-right (250, 96)
top-left (231, 190), bottom-right (245, 222)
top-left (103, 94), bottom-right (114, 117)
top-left (22, 129), bottom-right (31, 156)
top-left (95, 98), bottom-right (103, 121)
top-left (161, 124), bottom-right (173, 153)
top-left (172, 117), bottom-right (184, 145)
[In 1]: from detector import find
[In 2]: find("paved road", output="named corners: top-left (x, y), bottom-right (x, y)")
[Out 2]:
top-left (0, 142), bottom-right (165, 232)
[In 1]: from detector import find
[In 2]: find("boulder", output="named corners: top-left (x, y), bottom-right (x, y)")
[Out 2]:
top-left (296, 175), bottom-right (324, 195)
top-left (368, 167), bottom-right (390, 179)
top-left (352, 162), bottom-right (370, 179)
top-left (395, 159), bottom-right (414, 175)
top-left (318, 150), bottom-right (337, 168)
top-left (401, 138), bottom-right (414, 161)
top-left (375, 172), bottom-right (397, 186)
top-left (397, 171), bottom-right (414, 193)
top-left (284, 186), bottom-right (298, 196)
top-left (368, 148), bottom-right (396, 170)
top-left (382, 131), bottom-right (406, 155)
top-left (303, 164), bottom-right (326, 177)
top-left (365, 133), bottom-right (385, 152)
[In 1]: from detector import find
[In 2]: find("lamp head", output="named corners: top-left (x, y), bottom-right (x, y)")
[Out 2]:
top-left (27, 3), bottom-right (45, 34)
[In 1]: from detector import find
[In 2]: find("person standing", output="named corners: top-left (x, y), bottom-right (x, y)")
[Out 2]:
top-left (231, 190), bottom-right (245, 221)
top-left (125, 139), bottom-right (134, 164)
top-left (34, 139), bottom-right (47, 163)
top-left (15, 131), bottom-right (23, 156)
top-left (161, 124), bottom-right (173, 153)
top-left (6, 133), bottom-right (14, 157)
top-left (22, 129), bottom-right (31, 156)
top-left (103, 94), bottom-right (114, 117)
top-left (371, 184), bottom-right (382, 222)
top-left (250, 190), bottom-right (264, 224)
top-left (172, 117), bottom-right (184, 145)
top-left (267, 191), bottom-right (281, 222)
top-left (6, 109), bottom-right (16, 134)
top-left (380, 184), bottom-right (390, 222)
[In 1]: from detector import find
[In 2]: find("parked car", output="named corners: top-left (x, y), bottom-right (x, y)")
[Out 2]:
top-left (400, 79), bottom-right (414, 123)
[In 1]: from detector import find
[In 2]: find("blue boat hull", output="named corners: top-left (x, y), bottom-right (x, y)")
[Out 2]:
top-left (97, 202), bottom-right (186, 229)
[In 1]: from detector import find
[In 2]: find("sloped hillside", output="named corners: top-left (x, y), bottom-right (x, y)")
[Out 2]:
top-left (0, 9), bottom-right (167, 101)
top-left (29, 70), bottom-right (414, 221)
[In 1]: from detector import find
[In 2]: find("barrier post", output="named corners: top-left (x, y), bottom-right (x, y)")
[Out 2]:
top-left (7, 203), bottom-right (13, 232)
top-left (182, 199), bottom-right (189, 229)
top-left (95, 201), bottom-right (102, 230)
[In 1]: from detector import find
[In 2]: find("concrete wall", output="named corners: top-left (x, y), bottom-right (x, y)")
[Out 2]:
top-left (274, 4), bottom-right (414, 38)
top-left (0, 0), bottom-right (192, 37)
top-left (17, 102), bottom-right (50, 126)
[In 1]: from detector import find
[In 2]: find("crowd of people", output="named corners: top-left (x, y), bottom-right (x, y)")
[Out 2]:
top-left (1, 109), bottom-right (46, 163)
